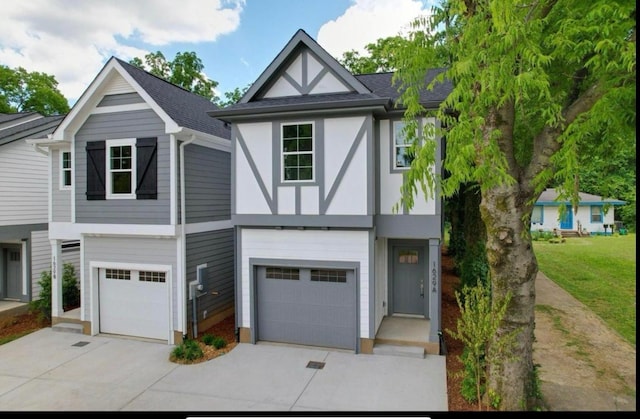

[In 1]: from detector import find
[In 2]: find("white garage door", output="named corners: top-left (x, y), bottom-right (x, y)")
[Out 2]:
top-left (99, 268), bottom-right (168, 340)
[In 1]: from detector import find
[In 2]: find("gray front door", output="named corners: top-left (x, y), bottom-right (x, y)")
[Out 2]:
top-left (3, 246), bottom-right (22, 300)
top-left (256, 266), bottom-right (356, 350)
top-left (393, 246), bottom-right (425, 315)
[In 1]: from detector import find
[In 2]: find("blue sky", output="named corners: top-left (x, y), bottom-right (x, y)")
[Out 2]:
top-left (1, 0), bottom-right (434, 106)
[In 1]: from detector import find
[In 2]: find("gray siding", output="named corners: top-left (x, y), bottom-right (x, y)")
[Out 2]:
top-left (186, 228), bottom-right (234, 322)
top-left (0, 139), bottom-right (48, 225)
top-left (74, 110), bottom-right (171, 224)
top-left (83, 235), bottom-right (178, 327)
top-left (51, 149), bottom-right (71, 222)
top-left (97, 93), bottom-right (144, 107)
top-left (31, 230), bottom-right (51, 299)
top-left (30, 232), bottom-right (81, 300)
top-left (184, 144), bottom-right (231, 223)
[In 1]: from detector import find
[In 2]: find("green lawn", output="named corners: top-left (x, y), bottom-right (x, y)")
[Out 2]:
top-left (532, 233), bottom-right (636, 346)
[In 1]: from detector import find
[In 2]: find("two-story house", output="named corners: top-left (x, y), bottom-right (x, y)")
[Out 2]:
top-left (209, 29), bottom-right (451, 354)
top-left (1, 112), bottom-right (79, 313)
top-left (29, 58), bottom-right (234, 344)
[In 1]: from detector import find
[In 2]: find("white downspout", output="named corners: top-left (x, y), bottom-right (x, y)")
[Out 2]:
top-left (179, 134), bottom-right (195, 339)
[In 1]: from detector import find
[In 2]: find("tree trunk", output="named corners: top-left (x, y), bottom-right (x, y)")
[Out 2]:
top-left (480, 184), bottom-right (538, 410)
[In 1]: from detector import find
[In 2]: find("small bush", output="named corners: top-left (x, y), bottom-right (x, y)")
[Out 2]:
top-left (29, 262), bottom-right (80, 321)
top-left (213, 336), bottom-right (227, 349)
top-left (171, 339), bottom-right (204, 361)
top-left (202, 333), bottom-right (216, 346)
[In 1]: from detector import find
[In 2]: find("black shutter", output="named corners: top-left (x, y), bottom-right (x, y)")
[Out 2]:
top-left (136, 137), bottom-right (157, 199)
top-left (86, 141), bottom-right (106, 200)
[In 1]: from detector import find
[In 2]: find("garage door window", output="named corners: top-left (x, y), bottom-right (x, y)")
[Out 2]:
top-left (139, 271), bottom-right (166, 283)
top-left (266, 267), bottom-right (299, 280)
top-left (105, 269), bottom-right (131, 280)
top-left (310, 269), bottom-right (347, 283)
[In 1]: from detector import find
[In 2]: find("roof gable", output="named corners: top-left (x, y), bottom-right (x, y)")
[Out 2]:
top-left (52, 57), bottom-right (229, 141)
top-left (241, 29), bottom-right (370, 103)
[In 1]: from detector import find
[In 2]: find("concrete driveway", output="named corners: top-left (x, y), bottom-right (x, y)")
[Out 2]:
top-left (0, 328), bottom-right (447, 412)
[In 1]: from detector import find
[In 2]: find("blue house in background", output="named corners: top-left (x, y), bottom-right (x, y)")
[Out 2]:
top-left (531, 188), bottom-right (626, 235)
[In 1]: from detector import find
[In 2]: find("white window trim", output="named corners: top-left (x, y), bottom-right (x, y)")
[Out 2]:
top-left (281, 121), bottom-right (315, 183)
top-left (393, 120), bottom-right (412, 170)
top-left (106, 138), bottom-right (136, 200)
top-left (59, 149), bottom-right (72, 190)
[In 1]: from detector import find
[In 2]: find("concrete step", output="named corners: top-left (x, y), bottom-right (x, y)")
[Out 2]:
top-left (373, 343), bottom-right (426, 359)
top-left (52, 322), bottom-right (83, 334)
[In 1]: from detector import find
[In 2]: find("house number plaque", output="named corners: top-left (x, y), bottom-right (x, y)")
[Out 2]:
top-left (431, 261), bottom-right (437, 293)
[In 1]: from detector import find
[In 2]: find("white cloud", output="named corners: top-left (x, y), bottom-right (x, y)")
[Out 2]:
top-left (317, 0), bottom-right (432, 59)
top-left (0, 0), bottom-right (244, 102)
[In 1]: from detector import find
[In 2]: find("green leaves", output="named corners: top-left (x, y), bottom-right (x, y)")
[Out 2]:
top-left (129, 51), bottom-right (219, 103)
top-left (0, 65), bottom-right (70, 115)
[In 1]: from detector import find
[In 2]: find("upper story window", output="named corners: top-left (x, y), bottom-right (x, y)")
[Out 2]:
top-left (60, 150), bottom-right (72, 189)
top-left (393, 121), bottom-right (414, 169)
top-left (106, 139), bottom-right (136, 199)
top-left (85, 137), bottom-right (157, 201)
top-left (590, 206), bottom-right (603, 223)
top-left (282, 122), bottom-right (313, 182)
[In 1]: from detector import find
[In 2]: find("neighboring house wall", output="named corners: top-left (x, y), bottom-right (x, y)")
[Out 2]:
top-left (74, 110), bottom-right (170, 224)
top-left (184, 144), bottom-right (231, 223)
top-left (532, 204), bottom-right (616, 233)
top-left (185, 228), bottom-right (234, 330)
top-left (0, 139), bottom-right (48, 225)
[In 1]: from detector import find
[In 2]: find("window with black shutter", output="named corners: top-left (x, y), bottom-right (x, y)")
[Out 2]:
top-left (85, 137), bottom-right (157, 201)
top-left (136, 137), bottom-right (157, 199)
top-left (86, 140), bottom-right (106, 200)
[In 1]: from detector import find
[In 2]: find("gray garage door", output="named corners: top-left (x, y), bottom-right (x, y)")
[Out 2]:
top-left (256, 266), bottom-right (357, 350)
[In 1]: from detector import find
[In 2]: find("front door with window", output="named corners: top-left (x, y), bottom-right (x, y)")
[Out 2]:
top-left (392, 246), bottom-right (425, 315)
top-left (2, 245), bottom-right (22, 300)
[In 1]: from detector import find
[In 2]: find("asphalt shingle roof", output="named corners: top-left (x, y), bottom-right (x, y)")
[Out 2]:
top-left (537, 188), bottom-right (626, 205)
top-left (115, 58), bottom-right (230, 140)
top-left (0, 112), bottom-right (65, 146)
top-left (213, 68), bottom-right (452, 118)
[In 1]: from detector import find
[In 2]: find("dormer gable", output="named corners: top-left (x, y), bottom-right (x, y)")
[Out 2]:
top-left (241, 29), bottom-right (371, 102)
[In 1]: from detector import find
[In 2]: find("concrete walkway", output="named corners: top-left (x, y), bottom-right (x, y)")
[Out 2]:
top-left (0, 329), bottom-right (447, 412)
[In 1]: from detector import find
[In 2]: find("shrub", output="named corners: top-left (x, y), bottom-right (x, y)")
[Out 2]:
top-left (171, 339), bottom-right (204, 362)
top-left (446, 282), bottom-right (519, 411)
top-left (213, 336), bottom-right (227, 349)
top-left (29, 262), bottom-right (80, 321)
top-left (202, 333), bottom-right (216, 346)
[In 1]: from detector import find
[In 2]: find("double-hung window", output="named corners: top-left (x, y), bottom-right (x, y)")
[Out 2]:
top-left (393, 120), bottom-right (414, 169)
top-left (106, 138), bottom-right (136, 199)
top-left (60, 150), bottom-right (72, 189)
top-left (282, 122), bottom-right (313, 182)
top-left (590, 206), bottom-right (603, 223)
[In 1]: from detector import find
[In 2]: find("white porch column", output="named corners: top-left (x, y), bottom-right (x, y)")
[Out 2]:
top-left (50, 240), bottom-right (63, 317)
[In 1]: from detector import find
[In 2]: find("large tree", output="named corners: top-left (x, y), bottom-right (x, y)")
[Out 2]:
top-left (394, 0), bottom-right (635, 410)
top-left (130, 51), bottom-right (220, 103)
top-left (0, 65), bottom-right (70, 115)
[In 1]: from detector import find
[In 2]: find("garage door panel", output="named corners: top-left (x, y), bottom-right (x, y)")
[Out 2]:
top-left (99, 268), bottom-right (168, 341)
top-left (257, 266), bottom-right (356, 350)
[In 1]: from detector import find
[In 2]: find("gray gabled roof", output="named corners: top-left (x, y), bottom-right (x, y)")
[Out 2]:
top-left (0, 112), bottom-right (65, 147)
top-left (537, 188), bottom-right (626, 206)
top-left (115, 58), bottom-right (230, 140)
top-left (209, 29), bottom-right (452, 120)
